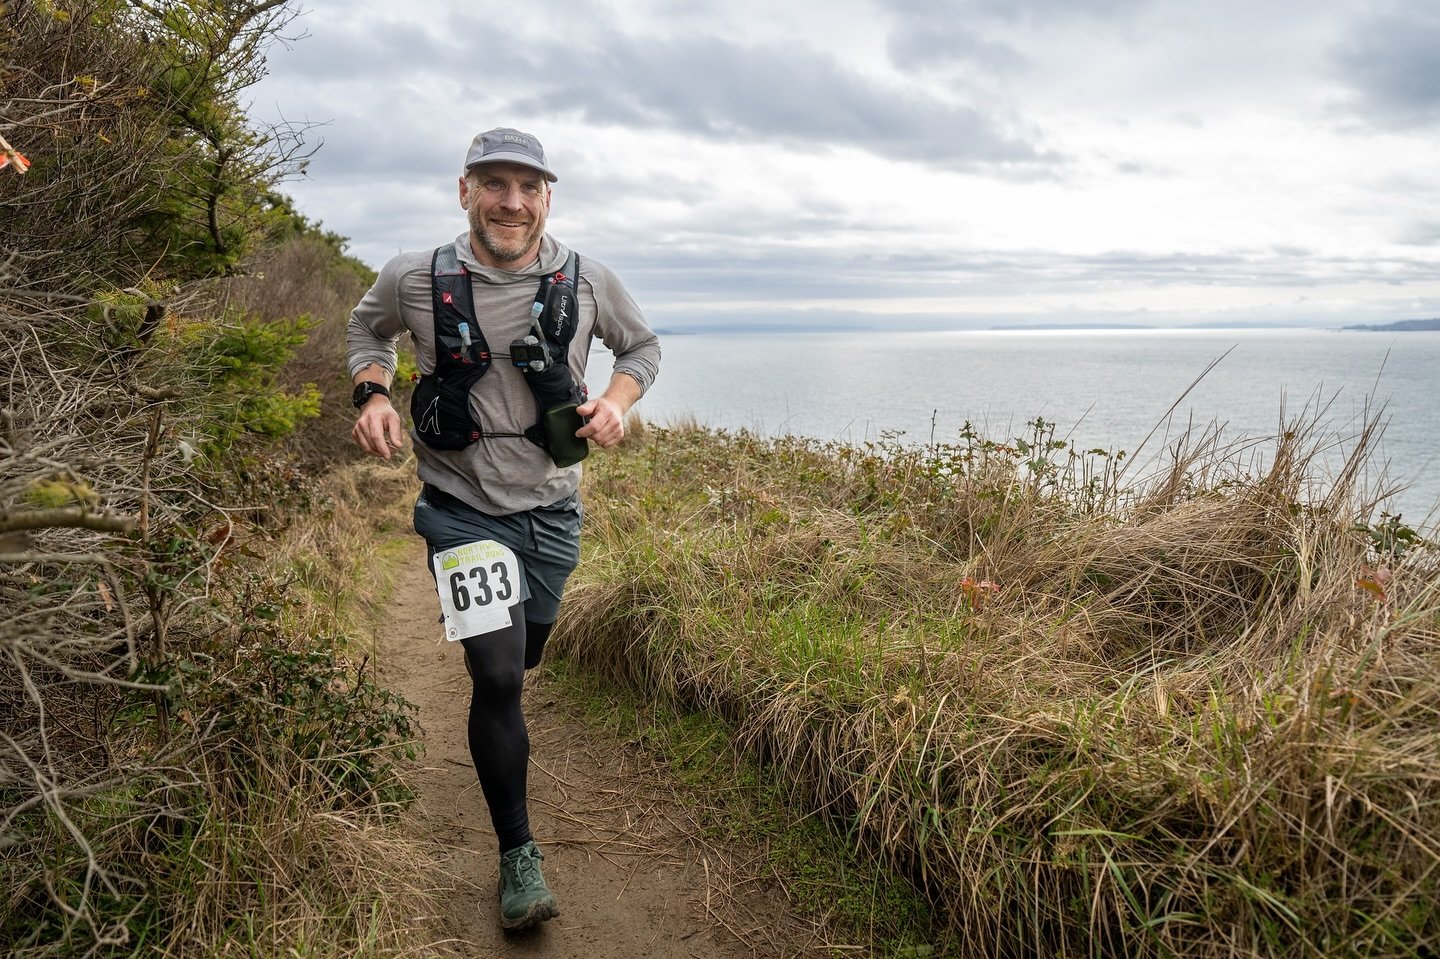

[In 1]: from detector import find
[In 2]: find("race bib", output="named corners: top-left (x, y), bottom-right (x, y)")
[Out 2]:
top-left (432, 540), bottom-right (522, 641)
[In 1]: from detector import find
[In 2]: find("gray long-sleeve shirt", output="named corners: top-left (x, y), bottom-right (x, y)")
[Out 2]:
top-left (347, 233), bottom-right (660, 515)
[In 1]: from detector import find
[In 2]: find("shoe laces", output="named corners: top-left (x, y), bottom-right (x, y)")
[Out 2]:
top-left (505, 844), bottom-right (545, 892)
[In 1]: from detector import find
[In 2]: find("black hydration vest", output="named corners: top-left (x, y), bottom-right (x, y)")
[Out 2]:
top-left (410, 244), bottom-right (584, 454)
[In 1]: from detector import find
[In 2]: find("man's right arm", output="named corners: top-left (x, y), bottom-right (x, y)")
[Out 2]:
top-left (346, 257), bottom-right (409, 461)
top-left (351, 363), bottom-right (406, 460)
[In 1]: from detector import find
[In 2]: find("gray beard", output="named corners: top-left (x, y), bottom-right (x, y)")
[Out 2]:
top-left (476, 227), bottom-right (536, 264)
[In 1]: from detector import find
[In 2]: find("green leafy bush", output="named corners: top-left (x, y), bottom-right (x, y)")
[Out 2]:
top-left (205, 314), bottom-right (323, 440)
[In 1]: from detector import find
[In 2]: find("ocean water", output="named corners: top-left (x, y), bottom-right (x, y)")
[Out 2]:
top-left (586, 328), bottom-right (1440, 527)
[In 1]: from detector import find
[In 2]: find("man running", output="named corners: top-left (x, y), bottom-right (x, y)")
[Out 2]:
top-left (346, 126), bottom-right (660, 931)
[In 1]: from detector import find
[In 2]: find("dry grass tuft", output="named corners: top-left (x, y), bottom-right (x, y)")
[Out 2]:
top-left (558, 418), bottom-right (1440, 957)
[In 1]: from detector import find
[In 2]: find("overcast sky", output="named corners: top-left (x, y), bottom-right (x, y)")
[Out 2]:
top-left (249, 0), bottom-right (1440, 331)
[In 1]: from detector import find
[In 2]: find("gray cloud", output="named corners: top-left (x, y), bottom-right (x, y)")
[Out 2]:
top-left (879, 0), bottom-right (1139, 77)
top-left (450, 20), bottom-right (1056, 172)
top-left (882, 0), bottom-right (1028, 76)
top-left (875, 0), bottom-right (1150, 33)
top-left (964, 0), bottom-right (1152, 22)
top-left (1398, 221), bottom-right (1440, 246)
top-left (260, 6), bottom-right (1059, 183)
top-left (250, 0), bottom-right (1440, 338)
top-left (261, 17), bottom-right (440, 83)
top-left (887, 22), bottom-right (1027, 74)
top-left (1332, 2), bottom-right (1440, 128)
top-left (574, 242), bottom-right (1440, 322)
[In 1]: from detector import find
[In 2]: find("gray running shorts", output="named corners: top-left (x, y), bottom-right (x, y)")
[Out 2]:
top-left (412, 484), bottom-right (582, 625)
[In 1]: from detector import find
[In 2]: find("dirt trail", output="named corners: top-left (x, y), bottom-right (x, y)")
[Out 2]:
top-left (377, 542), bottom-right (820, 958)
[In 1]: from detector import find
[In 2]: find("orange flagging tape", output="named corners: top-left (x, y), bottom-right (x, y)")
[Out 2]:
top-left (0, 133), bottom-right (31, 174)
top-left (0, 152), bottom-right (32, 174)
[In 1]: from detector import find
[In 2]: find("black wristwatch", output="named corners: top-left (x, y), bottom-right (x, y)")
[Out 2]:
top-left (352, 381), bottom-right (391, 409)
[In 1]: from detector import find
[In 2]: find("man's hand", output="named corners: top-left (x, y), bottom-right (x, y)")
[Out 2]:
top-left (353, 395), bottom-right (406, 460)
top-left (576, 372), bottom-right (643, 449)
top-left (575, 395), bottom-right (626, 448)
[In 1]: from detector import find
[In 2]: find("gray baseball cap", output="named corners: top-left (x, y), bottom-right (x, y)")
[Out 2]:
top-left (463, 127), bottom-right (557, 182)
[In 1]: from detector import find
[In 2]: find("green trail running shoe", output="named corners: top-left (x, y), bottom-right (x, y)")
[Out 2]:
top-left (498, 840), bottom-right (559, 930)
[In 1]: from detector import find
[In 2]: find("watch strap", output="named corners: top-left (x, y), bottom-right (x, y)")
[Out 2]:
top-left (352, 381), bottom-right (391, 408)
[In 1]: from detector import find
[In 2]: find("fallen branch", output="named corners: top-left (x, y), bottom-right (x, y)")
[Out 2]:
top-left (0, 507), bottom-right (137, 535)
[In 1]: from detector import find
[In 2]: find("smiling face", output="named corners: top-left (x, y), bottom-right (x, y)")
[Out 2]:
top-left (459, 162), bottom-right (553, 268)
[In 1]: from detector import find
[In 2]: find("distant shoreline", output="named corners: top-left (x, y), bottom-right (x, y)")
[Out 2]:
top-left (1339, 318), bottom-right (1440, 332)
top-left (651, 320), bottom-right (1440, 336)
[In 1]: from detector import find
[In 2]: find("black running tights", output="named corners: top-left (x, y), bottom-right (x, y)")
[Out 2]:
top-left (459, 611), bottom-right (553, 854)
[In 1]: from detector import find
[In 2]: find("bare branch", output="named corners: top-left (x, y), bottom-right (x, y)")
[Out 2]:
top-left (0, 508), bottom-right (138, 536)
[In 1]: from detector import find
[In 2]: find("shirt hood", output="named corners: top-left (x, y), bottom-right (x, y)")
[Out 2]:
top-left (452, 233), bottom-right (570, 283)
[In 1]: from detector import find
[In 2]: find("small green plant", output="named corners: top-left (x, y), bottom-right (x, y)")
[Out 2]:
top-left (1355, 510), bottom-right (1432, 562)
top-left (201, 313), bottom-right (323, 444)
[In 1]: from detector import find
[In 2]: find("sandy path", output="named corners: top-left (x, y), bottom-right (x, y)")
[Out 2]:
top-left (377, 542), bottom-right (820, 958)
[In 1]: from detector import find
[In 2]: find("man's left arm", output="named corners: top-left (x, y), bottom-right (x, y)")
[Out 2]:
top-left (574, 260), bottom-right (660, 449)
